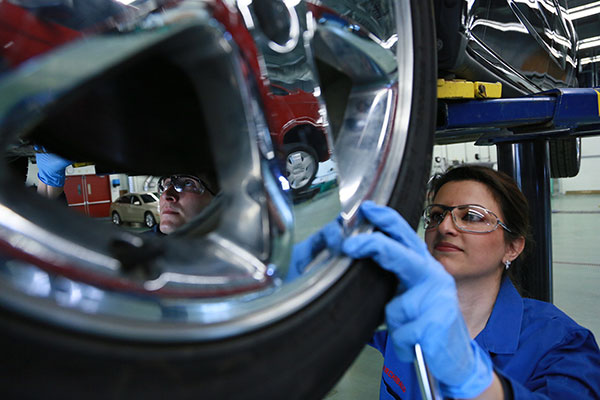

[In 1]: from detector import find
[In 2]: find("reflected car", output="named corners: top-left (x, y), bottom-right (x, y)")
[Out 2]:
top-left (109, 192), bottom-right (160, 228)
top-left (265, 83), bottom-right (331, 191)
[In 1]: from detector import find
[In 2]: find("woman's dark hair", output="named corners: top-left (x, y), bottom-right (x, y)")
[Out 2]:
top-left (428, 165), bottom-right (533, 287)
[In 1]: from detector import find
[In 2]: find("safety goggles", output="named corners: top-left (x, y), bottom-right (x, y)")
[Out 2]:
top-left (423, 204), bottom-right (512, 233)
top-left (157, 175), bottom-right (213, 196)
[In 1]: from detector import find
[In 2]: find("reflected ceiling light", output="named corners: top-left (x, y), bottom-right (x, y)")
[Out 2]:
top-left (580, 55), bottom-right (600, 65)
top-left (471, 19), bottom-right (528, 34)
top-left (366, 32), bottom-right (398, 49)
top-left (278, 176), bottom-right (290, 191)
top-left (115, 0), bottom-right (137, 5)
top-left (542, 27), bottom-right (572, 49)
top-left (511, 0), bottom-right (558, 15)
top-left (568, 1), bottom-right (600, 20)
top-left (237, 0), bottom-right (255, 29)
top-left (578, 36), bottom-right (600, 50)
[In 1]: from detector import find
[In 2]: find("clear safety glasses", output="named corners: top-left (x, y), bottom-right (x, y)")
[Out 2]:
top-left (423, 204), bottom-right (512, 233)
top-left (157, 175), bottom-right (212, 196)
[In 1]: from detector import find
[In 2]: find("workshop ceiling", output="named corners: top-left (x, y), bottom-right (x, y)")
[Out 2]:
top-left (568, 0), bottom-right (600, 63)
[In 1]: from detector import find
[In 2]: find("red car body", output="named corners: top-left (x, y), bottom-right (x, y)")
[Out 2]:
top-left (264, 83), bottom-right (330, 162)
top-left (1, 0), bottom-right (330, 188)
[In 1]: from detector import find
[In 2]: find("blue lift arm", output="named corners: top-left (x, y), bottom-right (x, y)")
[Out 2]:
top-left (438, 88), bottom-right (600, 132)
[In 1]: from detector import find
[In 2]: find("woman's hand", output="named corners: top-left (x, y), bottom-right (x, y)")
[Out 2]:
top-left (342, 201), bottom-right (494, 398)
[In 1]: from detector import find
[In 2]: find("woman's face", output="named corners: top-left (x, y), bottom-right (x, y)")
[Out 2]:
top-left (424, 180), bottom-right (519, 283)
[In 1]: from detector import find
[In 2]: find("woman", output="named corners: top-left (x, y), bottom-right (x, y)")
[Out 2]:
top-left (343, 166), bottom-right (600, 399)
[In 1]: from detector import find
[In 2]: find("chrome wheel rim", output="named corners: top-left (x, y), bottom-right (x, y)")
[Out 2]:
top-left (145, 213), bottom-right (155, 228)
top-left (0, 0), bottom-right (415, 342)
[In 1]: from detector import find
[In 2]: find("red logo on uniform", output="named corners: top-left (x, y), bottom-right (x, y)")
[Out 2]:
top-left (383, 365), bottom-right (406, 393)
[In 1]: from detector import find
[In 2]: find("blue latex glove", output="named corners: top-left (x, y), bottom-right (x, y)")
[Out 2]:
top-left (286, 218), bottom-right (344, 281)
top-left (343, 201), bottom-right (493, 398)
top-left (35, 151), bottom-right (72, 187)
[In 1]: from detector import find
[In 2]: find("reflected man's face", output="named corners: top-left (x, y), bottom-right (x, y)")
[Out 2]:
top-left (158, 176), bottom-right (214, 234)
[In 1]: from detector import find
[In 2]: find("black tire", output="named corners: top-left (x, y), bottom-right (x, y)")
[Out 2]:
top-left (284, 143), bottom-right (319, 192)
top-left (112, 211), bottom-right (122, 225)
top-left (0, 1), bottom-right (436, 399)
top-left (549, 137), bottom-right (581, 178)
top-left (144, 212), bottom-right (156, 228)
top-left (388, 1), bottom-right (437, 229)
top-left (0, 257), bottom-right (397, 400)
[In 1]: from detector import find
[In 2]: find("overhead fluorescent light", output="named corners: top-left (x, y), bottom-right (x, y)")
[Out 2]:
top-left (578, 36), bottom-right (600, 50)
top-left (580, 55), bottom-right (600, 65)
top-left (568, 1), bottom-right (600, 20)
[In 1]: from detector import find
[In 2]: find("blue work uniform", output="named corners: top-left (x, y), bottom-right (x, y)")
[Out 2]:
top-left (371, 277), bottom-right (600, 399)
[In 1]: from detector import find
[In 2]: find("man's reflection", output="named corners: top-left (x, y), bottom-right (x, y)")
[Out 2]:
top-left (155, 174), bottom-right (216, 234)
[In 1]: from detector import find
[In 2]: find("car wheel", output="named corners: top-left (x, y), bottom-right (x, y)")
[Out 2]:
top-left (0, 0), bottom-right (436, 399)
top-left (112, 211), bottom-right (122, 225)
top-left (144, 212), bottom-right (156, 228)
top-left (549, 137), bottom-right (581, 178)
top-left (284, 143), bottom-right (318, 191)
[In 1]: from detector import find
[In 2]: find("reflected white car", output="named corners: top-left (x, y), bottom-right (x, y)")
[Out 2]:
top-left (109, 192), bottom-right (160, 228)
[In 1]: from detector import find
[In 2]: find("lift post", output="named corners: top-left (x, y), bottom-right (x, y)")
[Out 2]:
top-left (436, 88), bottom-right (600, 302)
top-left (496, 141), bottom-right (553, 302)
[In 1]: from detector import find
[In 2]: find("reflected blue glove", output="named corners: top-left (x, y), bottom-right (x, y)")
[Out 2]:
top-left (287, 219), bottom-right (344, 281)
top-left (35, 151), bottom-right (72, 187)
top-left (342, 201), bottom-right (493, 398)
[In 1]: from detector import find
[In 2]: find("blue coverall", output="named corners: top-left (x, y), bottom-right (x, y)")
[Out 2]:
top-left (371, 277), bottom-right (600, 399)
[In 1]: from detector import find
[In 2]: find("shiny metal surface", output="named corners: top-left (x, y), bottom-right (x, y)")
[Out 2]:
top-left (0, 0), bottom-right (416, 341)
top-left (414, 344), bottom-right (444, 400)
top-left (445, 0), bottom-right (578, 95)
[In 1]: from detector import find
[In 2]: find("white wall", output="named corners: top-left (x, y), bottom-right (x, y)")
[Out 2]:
top-left (557, 136), bottom-right (600, 193)
top-left (127, 175), bottom-right (161, 194)
top-left (431, 141), bottom-right (497, 174)
top-left (102, 174), bottom-right (160, 201)
top-left (433, 137), bottom-right (600, 194)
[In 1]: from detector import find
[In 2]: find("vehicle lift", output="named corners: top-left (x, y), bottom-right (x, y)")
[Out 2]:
top-left (435, 82), bottom-right (600, 302)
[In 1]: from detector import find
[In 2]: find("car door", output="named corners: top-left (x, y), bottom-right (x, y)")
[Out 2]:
top-left (131, 194), bottom-right (144, 223)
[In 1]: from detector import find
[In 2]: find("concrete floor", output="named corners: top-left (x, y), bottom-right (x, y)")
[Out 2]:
top-left (327, 193), bottom-right (600, 399)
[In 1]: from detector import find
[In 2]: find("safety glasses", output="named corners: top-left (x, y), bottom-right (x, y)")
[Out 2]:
top-left (423, 204), bottom-right (512, 233)
top-left (157, 175), bottom-right (213, 196)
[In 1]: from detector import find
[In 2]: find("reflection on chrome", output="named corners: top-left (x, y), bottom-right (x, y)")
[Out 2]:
top-left (337, 88), bottom-right (395, 220)
top-left (0, 0), bottom-right (415, 340)
top-left (0, 203), bottom-right (120, 271)
top-left (144, 273), bottom-right (240, 291)
top-left (461, 0), bottom-right (578, 94)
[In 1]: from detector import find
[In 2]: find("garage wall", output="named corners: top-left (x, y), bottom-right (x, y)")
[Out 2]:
top-left (557, 136), bottom-right (600, 193)
top-left (431, 141), bottom-right (497, 174)
top-left (432, 136), bottom-right (600, 194)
